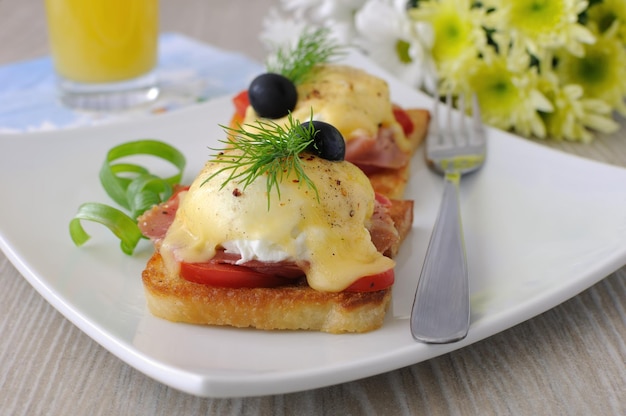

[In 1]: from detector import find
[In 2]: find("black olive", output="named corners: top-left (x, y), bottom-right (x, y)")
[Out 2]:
top-left (302, 121), bottom-right (346, 161)
top-left (248, 73), bottom-right (297, 119)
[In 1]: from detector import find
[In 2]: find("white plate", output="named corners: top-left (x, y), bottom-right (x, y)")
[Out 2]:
top-left (1, 53), bottom-right (626, 398)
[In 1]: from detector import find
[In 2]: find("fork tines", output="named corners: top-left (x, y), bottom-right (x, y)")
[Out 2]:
top-left (431, 92), bottom-right (485, 149)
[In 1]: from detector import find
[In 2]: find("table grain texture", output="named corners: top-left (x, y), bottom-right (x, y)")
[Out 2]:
top-left (1, 0), bottom-right (625, 415)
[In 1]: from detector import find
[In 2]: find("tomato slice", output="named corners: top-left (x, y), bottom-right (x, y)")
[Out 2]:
top-left (392, 105), bottom-right (414, 137)
top-left (180, 261), bottom-right (291, 288)
top-left (232, 90), bottom-right (250, 119)
top-left (344, 268), bottom-right (395, 292)
top-left (170, 184), bottom-right (190, 199)
top-left (180, 258), bottom-right (394, 292)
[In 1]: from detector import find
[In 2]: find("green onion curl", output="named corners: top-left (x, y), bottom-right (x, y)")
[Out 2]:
top-left (69, 139), bottom-right (186, 255)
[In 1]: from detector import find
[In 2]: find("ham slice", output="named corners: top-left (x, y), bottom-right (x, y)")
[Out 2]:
top-left (137, 187), bottom-right (187, 249)
top-left (204, 250), bottom-right (306, 278)
top-left (368, 193), bottom-right (400, 255)
top-left (345, 126), bottom-right (409, 170)
top-left (138, 188), bottom-right (401, 262)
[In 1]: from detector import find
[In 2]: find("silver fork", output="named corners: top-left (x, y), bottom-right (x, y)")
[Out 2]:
top-left (410, 92), bottom-right (487, 344)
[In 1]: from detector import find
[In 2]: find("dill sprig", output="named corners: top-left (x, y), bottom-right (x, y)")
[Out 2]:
top-left (266, 27), bottom-right (344, 85)
top-left (204, 114), bottom-right (320, 208)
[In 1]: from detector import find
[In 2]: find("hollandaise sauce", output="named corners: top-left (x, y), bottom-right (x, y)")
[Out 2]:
top-left (160, 152), bottom-right (395, 292)
top-left (244, 65), bottom-right (411, 153)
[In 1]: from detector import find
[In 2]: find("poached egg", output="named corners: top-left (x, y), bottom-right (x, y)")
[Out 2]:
top-left (243, 64), bottom-right (411, 153)
top-left (159, 149), bottom-right (395, 292)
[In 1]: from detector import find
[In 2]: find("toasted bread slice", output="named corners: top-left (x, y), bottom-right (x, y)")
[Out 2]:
top-left (142, 199), bottom-right (413, 333)
top-left (143, 253), bottom-right (392, 333)
top-left (368, 109), bottom-right (430, 199)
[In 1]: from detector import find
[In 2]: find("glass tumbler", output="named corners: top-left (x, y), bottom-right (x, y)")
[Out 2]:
top-left (45, 0), bottom-right (159, 111)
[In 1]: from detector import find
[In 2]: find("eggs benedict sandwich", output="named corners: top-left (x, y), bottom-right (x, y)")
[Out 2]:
top-left (230, 28), bottom-right (430, 199)
top-left (139, 117), bottom-right (414, 333)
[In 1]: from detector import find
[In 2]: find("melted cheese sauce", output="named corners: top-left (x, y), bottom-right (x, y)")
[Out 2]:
top-left (159, 151), bottom-right (395, 292)
top-left (242, 65), bottom-right (411, 153)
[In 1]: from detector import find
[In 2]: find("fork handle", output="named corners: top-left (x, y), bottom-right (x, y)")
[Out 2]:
top-left (411, 172), bottom-right (470, 343)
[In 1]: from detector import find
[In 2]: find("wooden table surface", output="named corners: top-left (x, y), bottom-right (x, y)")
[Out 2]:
top-left (1, 1), bottom-right (625, 415)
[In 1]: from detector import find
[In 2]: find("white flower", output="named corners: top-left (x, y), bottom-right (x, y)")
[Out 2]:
top-left (281, 0), bottom-right (368, 23)
top-left (354, 0), bottom-right (435, 88)
top-left (280, 0), bottom-right (369, 43)
top-left (261, 8), bottom-right (309, 50)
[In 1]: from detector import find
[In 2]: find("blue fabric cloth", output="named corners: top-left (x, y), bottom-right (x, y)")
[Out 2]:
top-left (0, 32), bottom-right (263, 133)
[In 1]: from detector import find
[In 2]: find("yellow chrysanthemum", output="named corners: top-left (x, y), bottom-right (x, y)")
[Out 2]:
top-left (409, 0), bottom-right (488, 92)
top-left (264, 0), bottom-right (626, 142)
top-left (556, 23), bottom-right (626, 115)
top-left (587, 0), bottom-right (626, 41)
top-left (484, 0), bottom-right (595, 57)
top-left (466, 48), bottom-right (553, 138)
top-left (538, 71), bottom-right (619, 142)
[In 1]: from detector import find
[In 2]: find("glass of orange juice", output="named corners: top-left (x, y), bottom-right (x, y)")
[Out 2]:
top-left (45, 0), bottom-right (159, 111)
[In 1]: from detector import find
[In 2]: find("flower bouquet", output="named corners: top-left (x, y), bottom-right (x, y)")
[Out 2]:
top-left (261, 0), bottom-right (625, 142)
